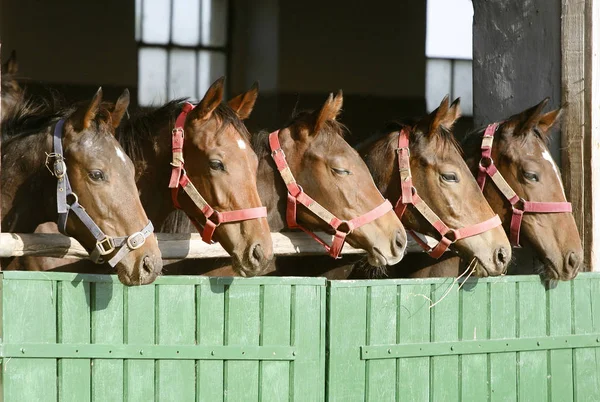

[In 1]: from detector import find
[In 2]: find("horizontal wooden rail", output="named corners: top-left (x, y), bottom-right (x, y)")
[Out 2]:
top-left (0, 232), bottom-right (435, 259)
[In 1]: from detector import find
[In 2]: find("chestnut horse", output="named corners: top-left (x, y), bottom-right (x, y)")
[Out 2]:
top-left (395, 99), bottom-right (583, 280)
top-left (1, 88), bottom-right (163, 285)
top-left (14, 77), bottom-right (273, 276)
top-left (174, 89), bottom-right (407, 276)
top-left (359, 96), bottom-right (511, 277)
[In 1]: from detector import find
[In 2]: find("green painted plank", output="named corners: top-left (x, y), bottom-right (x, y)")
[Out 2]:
top-left (572, 278), bottom-right (600, 402)
top-left (260, 284), bottom-right (292, 401)
top-left (430, 280), bottom-right (460, 402)
top-left (365, 285), bottom-right (397, 402)
top-left (292, 284), bottom-right (325, 402)
top-left (124, 284), bottom-right (156, 402)
top-left (224, 284), bottom-right (261, 402)
top-left (547, 280), bottom-right (573, 402)
top-left (517, 280), bottom-right (548, 402)
top-left (2, 279), bottom-right (57, 401)
top-left (58, 280), bottom-right (91, 402)
top-left (489, 281), bottom-right (517, 402)
top-left (326, 286), bottom-right (367, 402)
top-left (91, 282), bottom-right (124, 402)
top-left (591, 277), bottom-right (600, 402)
top-left (396, 283), bottom-right (430, 402)
top-left (460, 281), bottom-right (488, 401)
top-left (156, 284), bottom-right (196, 402)
top-left (196, 283), bottom-right (225, 402)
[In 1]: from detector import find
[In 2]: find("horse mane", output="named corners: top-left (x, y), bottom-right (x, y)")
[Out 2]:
top-left (119, 99), bottom-right (252, 165)
top-left (1, 94), bottom-right (69, 141)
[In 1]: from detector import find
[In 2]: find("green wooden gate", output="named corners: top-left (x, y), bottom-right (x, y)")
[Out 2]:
top-left (0, 272), bottom-right (326, 401)
top-left (327, 273), bottom-right (600, 401)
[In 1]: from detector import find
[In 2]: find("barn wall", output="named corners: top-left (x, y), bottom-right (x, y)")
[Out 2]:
top-left (473, 0), bottom-right (562, 162)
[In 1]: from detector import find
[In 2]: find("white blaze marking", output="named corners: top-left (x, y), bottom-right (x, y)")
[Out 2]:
top-left (237, 139), bottom-right (247, 150)
top-left (542, 149), bottom-right (566, 196)
top-left (115, 146), bottom-right (127, 163)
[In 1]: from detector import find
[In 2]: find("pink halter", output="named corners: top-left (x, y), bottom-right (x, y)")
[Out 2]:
top-left (168, 103), bottom-right (267, 244)
top-left (477, 123), bottom-right (572, 246)
top-left (269, 130), bottom-right (393, 259)
top-left (394, 128), bottom-right (502, 258)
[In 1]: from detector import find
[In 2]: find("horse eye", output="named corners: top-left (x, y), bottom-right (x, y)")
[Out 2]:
top-left (332, 167), bottom-right (351, 176)
top-left (523, 171), bottom-right (539, 182)
top-left (88, 170), bottom-right (105, 182)
top-left (209, 159), bottom-right (225, 171)
top-left (441, 172), bottom-right (459, 183)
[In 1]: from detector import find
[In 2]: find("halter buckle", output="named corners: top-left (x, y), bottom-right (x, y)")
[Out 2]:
top-left (95, 237), bottom-right (115, 256)
top-left (172, 127), bottom-right (184, 136)
top-left (45, 152), bottom-right (67, 179)
top-left (126, 231), bottom-right (146, 250)
top-left (396, 146), bottom-right (410, 157)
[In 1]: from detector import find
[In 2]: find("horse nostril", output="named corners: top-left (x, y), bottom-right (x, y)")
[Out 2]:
top-left (142, 255), bottom-right (154, 274)
top-left (252, 244), bottom-right (265, 264)
top-left (494, 247), bottom-right (509, 272)
top-left (395, 230), bottom-right (405, 251)
top-left (566, 251), bottom-right (582, 272)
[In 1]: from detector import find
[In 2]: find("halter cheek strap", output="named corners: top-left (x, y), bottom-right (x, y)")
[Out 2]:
top-left (269, 130), bottom-right (393, 259)
top-left (168, 103), bottom-right (268, 244)
top-left (46, 119), bottom-right (154, 267)
top-left (477, 123), bottom-right (572, 246)
top-left (394, 128), bottom-right (502, 259)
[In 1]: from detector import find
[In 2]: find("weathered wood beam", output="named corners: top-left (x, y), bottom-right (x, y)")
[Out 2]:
top-left (0, 232), bottom-right (434, 259)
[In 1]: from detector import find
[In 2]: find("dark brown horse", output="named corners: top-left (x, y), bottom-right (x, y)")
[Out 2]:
top-left (1, 88), bottom-right (163, 285)
top-left (14, 77), bottom-right (273, 276)
top-left (396, 99), bottom-right (583, 281)
top-left (359, 96), bottom-right (511, 277)
top-left (1, 51), bottom-right (24, 122)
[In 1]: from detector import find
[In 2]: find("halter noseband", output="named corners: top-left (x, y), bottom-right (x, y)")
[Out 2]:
top-left (269, 130), bottom-right (393, 259)
top-left (394, 128), bottom-right (502, 258)
top-left (477, 123), bottom-right (572, 246)
top-left (46, 119), bottom-right (154, 267)
top-left (168, 102), bottom-right (268, 243)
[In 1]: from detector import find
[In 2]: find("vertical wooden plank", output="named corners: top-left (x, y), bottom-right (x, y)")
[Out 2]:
top-left (260, 284), bottom-right (291, 401)
top-left (124, 284), bottom-right (156, 402)
top-left (572, 277), bottom-right (600, 401)
top-left (517, 281), bottom-right (548, 402)
top-left (224, 284), bottom-right (261, 402)
top-left (397, 283), bottom-right (430, 402)
top-left (460, 281), bottom-right (489, 400)
top-left (489, 281), bottom-right (517, 402)
top-left (196, 282), bottom-right (225, 402)
top-left (547, 280), bottom-right (574, 402)
top-left (3, 279), bottom-right (57, 401)
top-left (589, 0), bottom-right (600, 272)
top-left (430, 280), bottom-right (460, 402)
top-left (292, 284), bottom-right (325, 402)
top-left (58, 280), bottom-right (92, 402)
top-left (365, 285), bottom-right (397, 402)
top-left (91, 282), bottom-right (124, 402)
top-left (156, 284), bottom-right (196, 402)
top-left (326, 285), bottom-right (367, 402)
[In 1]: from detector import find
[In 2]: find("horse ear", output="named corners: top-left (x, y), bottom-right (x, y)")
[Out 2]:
top-left (537, 107), bottom-right (562, 135)
top-left (315, 90), bottom-right (343, 133)
top-left (111, 89), bottom-right (130, 128)
top-left (190, 76), bottom-right (225, 121)
top-left (429, 95), bottom-right (460, 134)
top-left (73, 87), bottom-right (103, 131)
top-left (228, 81), bottom-right (259, 120)
top-left (3, 50), bottom-right (18, 75)
top-left (512, 98), bottom-right (549, 134)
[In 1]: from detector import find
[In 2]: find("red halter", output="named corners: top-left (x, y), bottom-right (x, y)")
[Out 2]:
top-left (477, 123), bottom-right (572, 246)
top-left (269, 130), bottom-right (393, 259)
top-left (394, 129), bottom-right (502, 258)
top-left (168, 102), bottom-right (267, 244)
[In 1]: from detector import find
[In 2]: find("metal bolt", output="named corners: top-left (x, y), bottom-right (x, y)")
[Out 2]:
top-left (450, 346), bottom-right (454, 351)
top-left (139, 350), bottom-right (143, 355)
top-left (211, 350), bottom-right (215, 356)
top-left (292, 351), bottom-right (296, 356)
top-left (387, 349), bottom-right (392, 354)
top-left (20, 348), bottom-right (25, 354)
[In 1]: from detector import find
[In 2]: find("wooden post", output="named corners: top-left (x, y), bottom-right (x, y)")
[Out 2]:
top-left (561, 0), bottom-right (599, 271)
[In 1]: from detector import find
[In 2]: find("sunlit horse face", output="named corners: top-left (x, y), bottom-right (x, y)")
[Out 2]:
top-left (175, 78), bottom-right (273, 276)
top-left (273, 91), bottom-right (407, 267)
top-left (62, 89), bottom-right (162, 284)
top-left (465, 99), bottom-right (583, 280)
top-left (1, 51), bottom-right (24, 121)
top-left (362, 97), bottom-right (511, 276)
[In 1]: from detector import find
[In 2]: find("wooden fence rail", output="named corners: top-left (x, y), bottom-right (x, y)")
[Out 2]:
top-left (0, 232), bottom-right (434, 259)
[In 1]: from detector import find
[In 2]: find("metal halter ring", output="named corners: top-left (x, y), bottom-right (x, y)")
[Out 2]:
top-left (478, 156), bottom-right (494, 169)
top-left (95, 237), bottom-right (116, 256)
top-left (126, 232), bottom-right (146, 250)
